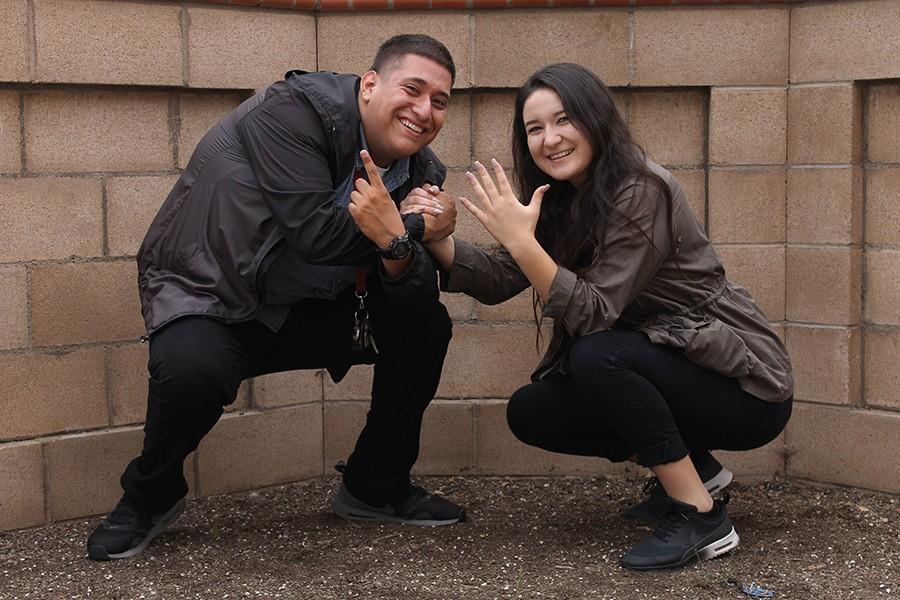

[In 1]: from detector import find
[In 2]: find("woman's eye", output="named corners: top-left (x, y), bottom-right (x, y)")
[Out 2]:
top-left (558, 115), bottom-right (569, 124)
top-left (526, 127), bottom-right (541, 135)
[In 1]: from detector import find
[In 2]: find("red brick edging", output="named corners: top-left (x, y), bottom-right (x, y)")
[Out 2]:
top-left (188, 0), bottom-right (802, 11)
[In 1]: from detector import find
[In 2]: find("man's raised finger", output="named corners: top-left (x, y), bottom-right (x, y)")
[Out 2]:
top-left (359, 150), bottom-right (387, 190)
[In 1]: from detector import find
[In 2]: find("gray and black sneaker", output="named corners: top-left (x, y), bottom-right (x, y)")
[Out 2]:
top-left (86, 496), bottom-right (185, 561)
top-left (620, 495), bottom-right (740, 571)
top-left (332, 483), bottom-right (466, 526)
top-left (622, 453), bottom-right (733, 521)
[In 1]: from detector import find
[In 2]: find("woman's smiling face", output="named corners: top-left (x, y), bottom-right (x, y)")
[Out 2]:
top-left (522, 88), bottom-right (594, 188)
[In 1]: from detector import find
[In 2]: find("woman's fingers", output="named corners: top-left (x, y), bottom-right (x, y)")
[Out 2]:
top-left (473, 160), bottom-right (501, 200)
top-left (490, 158), bottom-right (514, 198)
top-left (465, 170), bottom-right (493, 208)
top-left (458, 196), bottom-right (488, 224)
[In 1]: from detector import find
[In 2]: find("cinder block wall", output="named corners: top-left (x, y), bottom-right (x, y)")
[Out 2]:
top-left (1, 0), bottom-right (899, 531)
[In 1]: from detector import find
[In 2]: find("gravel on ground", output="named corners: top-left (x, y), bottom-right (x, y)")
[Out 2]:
top-left (1, 476), bottom-right (898, 599)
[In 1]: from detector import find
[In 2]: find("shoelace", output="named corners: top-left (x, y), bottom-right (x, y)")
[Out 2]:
top-left (652, 508), bottom-right (691, 542)
top-left (641, 477), bottom-right (661, 497)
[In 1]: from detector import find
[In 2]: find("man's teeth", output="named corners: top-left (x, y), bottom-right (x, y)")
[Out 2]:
top-left (400, 119), bottom-right (424, 133)
top-left (549, 150), bottom-right (573, 159)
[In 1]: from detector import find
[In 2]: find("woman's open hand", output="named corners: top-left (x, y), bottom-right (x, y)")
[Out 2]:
top-left (461, 159), bottom-right (549, 252)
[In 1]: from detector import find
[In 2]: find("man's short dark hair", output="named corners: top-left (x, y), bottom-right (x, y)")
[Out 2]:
top-left (371, 34), bottom-right (456, 86)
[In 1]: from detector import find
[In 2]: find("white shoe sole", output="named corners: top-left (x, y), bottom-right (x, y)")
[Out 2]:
top-left (704, 466), bottom-right (734, 495)
top-left (697, 526), bottom-right (741, 560)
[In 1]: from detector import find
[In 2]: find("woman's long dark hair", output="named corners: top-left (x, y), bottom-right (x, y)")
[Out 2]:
top-left (512, 63), bottom-right (675, 276)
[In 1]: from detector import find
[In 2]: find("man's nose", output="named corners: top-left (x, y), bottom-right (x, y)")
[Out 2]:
top-left (410, 97), bottom-right (431, 121)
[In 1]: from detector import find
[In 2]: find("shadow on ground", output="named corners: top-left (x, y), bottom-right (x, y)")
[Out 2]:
top-left (1, 477), bottom-right (897, 599)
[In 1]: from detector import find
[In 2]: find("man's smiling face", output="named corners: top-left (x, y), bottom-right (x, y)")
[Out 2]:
top-left (359, 54), bottom-right (452, 167)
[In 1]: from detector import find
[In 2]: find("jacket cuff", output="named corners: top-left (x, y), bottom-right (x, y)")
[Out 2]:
top-left (541, 266), bottom-right (577, 320)
top-left (402, 213), bottom-right (425, 243)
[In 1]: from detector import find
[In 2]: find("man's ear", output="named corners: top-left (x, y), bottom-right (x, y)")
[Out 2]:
top-left (359, 70), bottom-right (378, 102)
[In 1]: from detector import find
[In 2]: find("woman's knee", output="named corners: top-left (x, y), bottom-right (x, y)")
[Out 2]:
top-left (506, 386), bottom-right (551, 448)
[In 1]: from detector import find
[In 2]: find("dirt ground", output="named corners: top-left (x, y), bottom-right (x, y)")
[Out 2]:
top-left (1, 476), bottom-right (897, 599)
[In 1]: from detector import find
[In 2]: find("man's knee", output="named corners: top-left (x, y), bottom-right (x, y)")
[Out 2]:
top-left (150, 344), bottom-right (241, 406)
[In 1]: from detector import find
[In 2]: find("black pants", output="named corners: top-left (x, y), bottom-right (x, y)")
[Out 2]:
top-left (121, 284), bottom-right (452, 514)
top-left (506, 330), bottom-right (791, 468)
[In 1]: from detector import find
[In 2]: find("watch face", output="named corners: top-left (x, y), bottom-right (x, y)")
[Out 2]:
top-left (380, 233), bottom-right (412, 260)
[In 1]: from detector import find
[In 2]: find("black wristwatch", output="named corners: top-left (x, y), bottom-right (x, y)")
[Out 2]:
top-left (377, 231), bottom-right (413, 260)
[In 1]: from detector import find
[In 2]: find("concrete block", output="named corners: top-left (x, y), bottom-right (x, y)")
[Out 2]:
top-left (33, 0), bottom-right (182, 85)
top-left (437, 324), bottom-right (544, 399)
top-left (187, 6), bottom-right (316, 89)
top-left (787, 84), bottom-right (862, 165)
top-left (786, 247), bottom-right (861, 325)
top-left (786, 403), bottom-right (900, 494)
top-left (472, 93), bottom-right (516, 170)
top-left (716, 245), bottom-right (785, 321)
top-left (709, 87), bottom-right (787, 166)
top-left (0, 266), bottom-right (27, 351)
top-left (0, 349), bottom-right (107, 441)
top-left (107, 175), bottom-right (179, 256)
top-left (868, 84), bottom-right (900, 163)
top-left (441, 291), bottom-right (476, 322)
top-left (474, 400), bottom-right (627, 476)
top-left (0, 177), bottom-right (102, 262)
top-left (865, 249), bottom-right (900, 325)
top-left (253, 369), bottom-right (323, 408)
top-left (414, 401), bottom-right (476, 475)
top-left (323, 401), bottom-right (368, 469)
top-left (318, 13), bottom-right (471, 87)
top-left (670, 169), bottom-right (707, 229)
top-left (785, 325), bottom-right (860, 406)
top-left (0, 442), bottom-right (45, 531)
top-left (31, 260), bottom-right (144, 346)
top-left (0, 91), bottom-right (21, 173)
top-left (109, 344), bottom-right (149, 426)
top-left (708, 169), bottom-right (786, 243)
top-left (197, 406), bottom-right (323, 496)
top-left (866, 168), bottom-right (900, 246)
top-left (474, 11), bottom-right (628, 87)
top-left (45, 428), bottom-right (143, 520)
top-left (324, 365), bottom-right (373, 401)
top-left (790, 0), bottom-right (900, 83)
top-left (864, 329), bottom-right (900, 411)
top-left (713, 434), bottom-right (786, 482)
top-left (178, 92), bottom-right (246, 169)
top-left (0, 0), bottom-right (28, 82)
top-left (787, 167), bottom-right (862, 245)
top-left (25, 90), bottom-right (172, 173)
top-left (629, 90), bottom-right (706, 168)
top-left (429, 93), bottom-right (471, 169)
top-left (476, 289), bottom-right (536, 322)
top-left (633, 8), bottom-right (788, 86)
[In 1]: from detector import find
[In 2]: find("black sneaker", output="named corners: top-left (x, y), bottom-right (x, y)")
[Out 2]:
top-left (86, 496), bottom-right (185, 561)
top-left (622, 454), bottom-right (733, 521)
top-left (620, 495), bottom-right (740, 570)
top-left (332, 483), bottom-right (466, 526)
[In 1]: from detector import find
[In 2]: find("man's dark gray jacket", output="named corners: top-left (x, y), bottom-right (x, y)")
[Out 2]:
top-left (137, 70), bottom-right (447, 336)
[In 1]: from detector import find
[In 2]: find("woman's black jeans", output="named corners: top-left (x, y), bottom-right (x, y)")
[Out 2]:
top-left (121, 283), bottom-right (452, 514)
top-left (506, 330), bottom-right (792, 468)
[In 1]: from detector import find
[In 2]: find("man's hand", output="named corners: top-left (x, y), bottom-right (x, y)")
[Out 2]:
top-left (400, 185), bottom-right (457, 243)
top-left (348, 150), bottom-right (406, 249)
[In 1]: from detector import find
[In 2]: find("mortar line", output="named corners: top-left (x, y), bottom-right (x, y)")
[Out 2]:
top-left (100, 176), bottom-right (109, 257)
top-left (26, 0), bottom-right (36, 82)
top-left (180, 4), bottom-right (190, 87)
top-left (859, 82), bottom-right (870, 410)
top-left (18, 91), bottom-right (26, 175)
